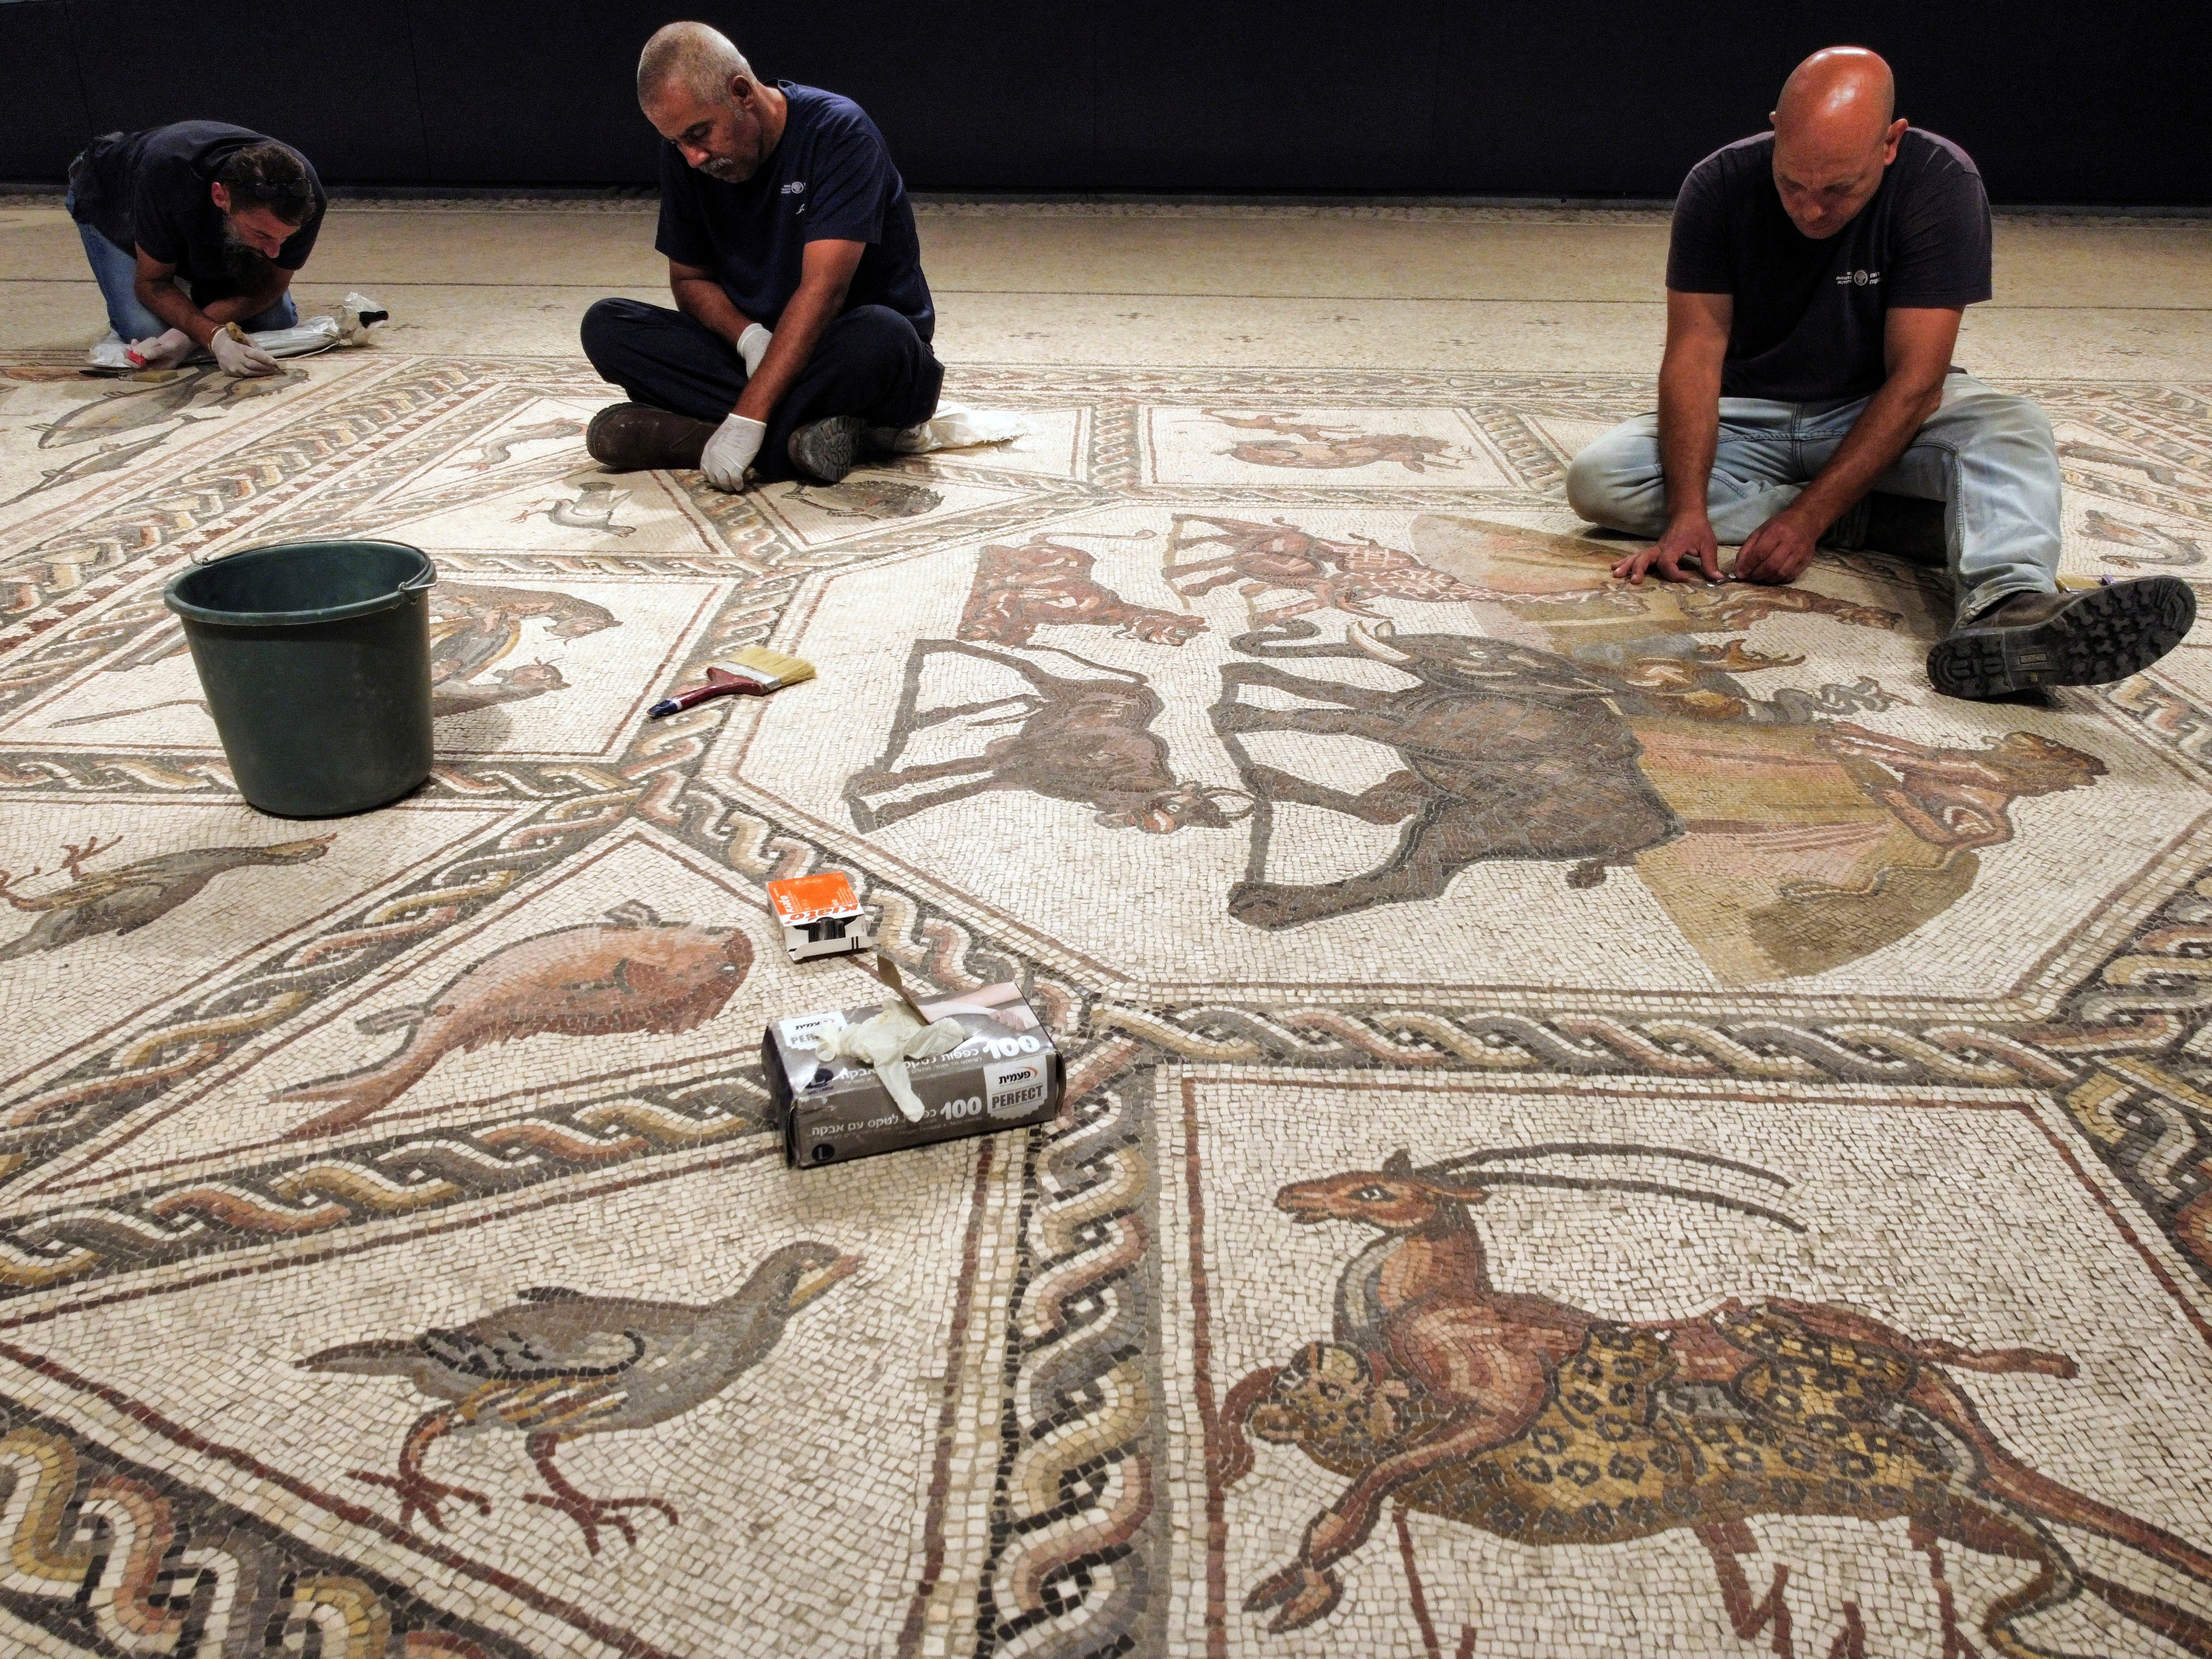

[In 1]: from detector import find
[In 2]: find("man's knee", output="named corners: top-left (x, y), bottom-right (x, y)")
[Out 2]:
top-left (580, 297), bottom-right (655, 370)
top-left (1564, 422), bottom-right (1662, 528)
top-left (1939, 383), bottom-right (2056, 452)
top-left (827, 304), bottom-right (924, 361)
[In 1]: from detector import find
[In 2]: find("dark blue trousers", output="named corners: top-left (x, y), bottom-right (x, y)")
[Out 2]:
top-left (580, 298), bottom-right (943, 483)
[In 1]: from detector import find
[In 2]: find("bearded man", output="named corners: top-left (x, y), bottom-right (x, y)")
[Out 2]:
top-left (65, 122), bottom-right (323, 377)
top-left (1565, 47), bottom-right (2192, 699)
top-left (580, 21), bottom-right (941, 491)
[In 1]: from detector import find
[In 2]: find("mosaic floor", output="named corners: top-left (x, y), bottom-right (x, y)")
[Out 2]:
top-left (1, 346), bottom-right (2210, 1658)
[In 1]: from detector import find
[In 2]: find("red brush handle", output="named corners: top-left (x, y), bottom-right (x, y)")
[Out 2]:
top-left (649, 669), bottom-right (769, 717)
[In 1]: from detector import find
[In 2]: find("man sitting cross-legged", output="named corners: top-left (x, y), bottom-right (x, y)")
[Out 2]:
top-left (1564, 46), bottom-right (2192, 699)
top-left (581, 21), bottom-right (942, 492)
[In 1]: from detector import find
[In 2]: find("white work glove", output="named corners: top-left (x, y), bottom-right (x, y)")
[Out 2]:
top-left (209, 327), bottom-right (282, 378)
top-left (700, 413), bottom-right (766, 492)
top-left (737, 322), bottom-right (772, 379)
top-left (126, 328), bottom-right (194, 369)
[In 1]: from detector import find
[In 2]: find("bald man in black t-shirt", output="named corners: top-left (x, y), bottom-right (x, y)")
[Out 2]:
top-left (1566, 48), bottom-right (2192, 700)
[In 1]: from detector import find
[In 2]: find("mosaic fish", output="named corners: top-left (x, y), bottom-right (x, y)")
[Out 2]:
top-left (34, 369), bottom-right (218, 448)
top-left (789, 477), bottom-right (943, 519)
top-left (0, 427), bottom-right (208, 506)
top-left (465, 418), bottom-right (585, 469)
top-left (2057, 440), bottom-right (2195, 487)
top-left (2082, 507), bottom-right (2205, 568)
top-left (274, 901), bottom-right (753, 1139)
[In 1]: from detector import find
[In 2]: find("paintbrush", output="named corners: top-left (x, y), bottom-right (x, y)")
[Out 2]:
top-left (649, 646), bottom-right (816, 717)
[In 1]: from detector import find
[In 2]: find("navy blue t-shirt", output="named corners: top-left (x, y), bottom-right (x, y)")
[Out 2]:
top-left (655, 83), bottom-right (933, 341)
top-left (70, 122), bottom-right (324, 291)
top-left (1666, 127), bottom-right (1991, 402)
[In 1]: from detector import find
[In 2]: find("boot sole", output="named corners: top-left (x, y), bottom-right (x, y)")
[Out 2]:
top-left (1926, 577), bottom-right (2197, 699)
top-left (789, 416), bottom-right (867, 484)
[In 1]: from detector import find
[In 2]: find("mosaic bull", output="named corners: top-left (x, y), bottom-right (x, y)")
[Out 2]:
top-left (1211, 622), bottom-right (1681, 928)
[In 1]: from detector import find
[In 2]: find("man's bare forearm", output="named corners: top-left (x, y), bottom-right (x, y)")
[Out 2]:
top-left (671, 274), bottom-right (757, 353)
top-left (1657, 354), bottom-right (1721, 527)
top-left (1786, 373), bottom-right (1946, 534)
top-left (134, 273), bottom-right (289, 344)
top-left (732, 278), bottom-right (845, 424)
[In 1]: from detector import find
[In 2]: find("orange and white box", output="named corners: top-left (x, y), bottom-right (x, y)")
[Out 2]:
top-left (766, 871), bottom-right (875, 962)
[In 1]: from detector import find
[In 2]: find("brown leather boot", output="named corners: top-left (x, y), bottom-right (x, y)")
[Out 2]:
top-left (585, 403), bottom-right (717, 472)
top-left (1926, 576), bottom-right (2196, 699)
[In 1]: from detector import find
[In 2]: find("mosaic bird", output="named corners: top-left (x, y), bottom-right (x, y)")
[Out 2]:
top-left (272, 901), bottom-right (754, 1139)
top-left (519, 479), bottom-right (635, 536)
top-left (300, 1240), bottom-right (862, 1552)
top-left (0, 834), bottom-right (332, 960)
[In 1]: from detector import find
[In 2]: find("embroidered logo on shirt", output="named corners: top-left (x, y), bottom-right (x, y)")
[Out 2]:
top-left (781, 180), bottom-right (806, 195)
top-left (1835, 269), bottom-right (1882, 286)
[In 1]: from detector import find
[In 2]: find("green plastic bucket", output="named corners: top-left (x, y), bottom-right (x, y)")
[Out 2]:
top-left (164, 540), bottom-right (437, 817)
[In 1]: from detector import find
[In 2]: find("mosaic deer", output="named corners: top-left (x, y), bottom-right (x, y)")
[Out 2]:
top-left (1161, 514), bottom-right (1484, 626)
top-left (1216, 1151), bottom-right (2212, 1656)
top-left (848, 643), bottom-right (1248, 834)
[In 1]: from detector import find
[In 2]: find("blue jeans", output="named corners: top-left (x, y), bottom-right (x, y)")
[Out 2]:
top-left (69, 192), bottom-right (297, 341)
top-left (1564, 374), bottom-right (2062, 623)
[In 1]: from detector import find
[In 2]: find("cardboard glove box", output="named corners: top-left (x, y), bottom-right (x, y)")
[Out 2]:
top-left (764, 979), bottom-right (1062, 1167)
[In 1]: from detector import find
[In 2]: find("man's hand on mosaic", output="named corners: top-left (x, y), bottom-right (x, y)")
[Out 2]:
top-left (701, 413), bottom-right (766, 492)
top-left (1734, 507), bottom-right (1821, 585)
top-left (125, 328), bottom-right (195, 369)
top-left (1613, 513), bottom-right (1721, 585)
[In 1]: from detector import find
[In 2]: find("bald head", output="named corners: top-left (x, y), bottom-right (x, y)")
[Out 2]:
top-left (1768, 47), bottom-right (1907, 239)
top-left (636, 22), bottom-right (785, 184)
top-left (1775, 48), bottom-right (1895, 147)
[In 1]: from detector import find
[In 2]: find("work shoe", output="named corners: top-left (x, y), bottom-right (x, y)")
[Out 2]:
top-left (585, 403), bottom-right (717, 472)
top-left (1825, 492), bottom-right (1948, 563)
top-left (787, 415), bottom-right (868, 484)
top-left (1926, 577), bottom-right (2196, 699)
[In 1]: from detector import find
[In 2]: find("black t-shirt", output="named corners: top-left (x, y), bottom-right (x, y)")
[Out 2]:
top-left (70, 122), bottom-right (325, 294)
top-left (1666, 127), bottom-right (1991, 402)
top-left (655, 82), bottom-right (933, 341)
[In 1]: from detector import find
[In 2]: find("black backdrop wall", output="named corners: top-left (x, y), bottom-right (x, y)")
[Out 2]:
top-left (3, 1), bottom-right (2205, 204)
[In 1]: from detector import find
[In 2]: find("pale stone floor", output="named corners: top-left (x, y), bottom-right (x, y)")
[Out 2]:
top-left (0, 201), bottom-right (2209, 1659)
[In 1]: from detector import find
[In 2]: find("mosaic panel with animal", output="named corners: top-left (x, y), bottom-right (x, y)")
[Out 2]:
top-left (3, 353), bottom-right (2211, 1659)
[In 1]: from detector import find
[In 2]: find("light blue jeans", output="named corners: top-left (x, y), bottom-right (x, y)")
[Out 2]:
top-left (69, 191), bottom-right (297, 341)
top-left (1564, 374), bottom-right (2062, 623)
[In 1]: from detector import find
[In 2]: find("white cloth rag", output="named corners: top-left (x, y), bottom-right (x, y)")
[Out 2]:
top-left (869, 399), bottom-right (1029, 456)
top-left (85, 292), bottom-right (389, 372)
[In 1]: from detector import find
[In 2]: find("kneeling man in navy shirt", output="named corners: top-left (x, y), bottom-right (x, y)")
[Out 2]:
top-left (582, 22), bottom-right (942, 491)
top-left (1566, 47), bottom-right (2192, 699)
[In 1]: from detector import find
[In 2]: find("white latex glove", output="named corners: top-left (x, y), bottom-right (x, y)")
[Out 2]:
top-left (700, 413), bottom-right (765, 492)
top-left (210, 327), bottom-right (281, 378)
top-left (813, 1006), bottom-right (970, 1122)
top-left (737, 322), bottom-right (773, 379)
top-left (126, 327), bottom-right (194, 369)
